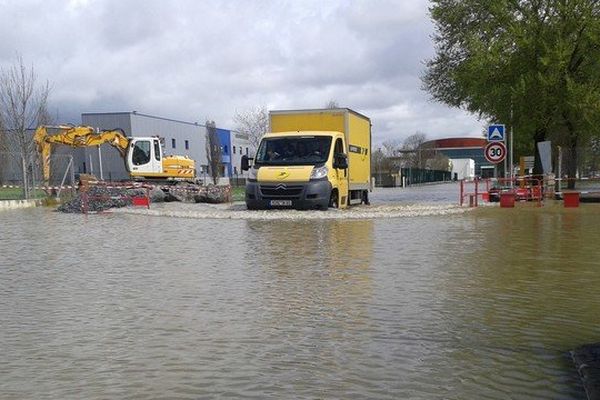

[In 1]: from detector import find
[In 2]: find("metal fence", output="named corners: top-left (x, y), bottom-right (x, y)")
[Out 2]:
top-left (0, 151), bottom-right (75, 200)
top-left (229, 176), bottom-right (247, 187)
top-left (400, 168), bottom-right (452, 186)
top-left (373, 169), bottom-right (452, 187)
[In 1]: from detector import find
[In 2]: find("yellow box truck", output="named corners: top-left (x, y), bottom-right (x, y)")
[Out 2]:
top-left (241, 108), bottom-right (371, 210)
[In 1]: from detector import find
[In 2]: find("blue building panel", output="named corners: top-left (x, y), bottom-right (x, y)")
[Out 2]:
top-left (216, 128), bottom-right (232, 177)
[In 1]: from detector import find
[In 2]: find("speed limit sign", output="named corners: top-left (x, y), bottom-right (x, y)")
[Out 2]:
top-left (484, 141), bottom-right (507, 163)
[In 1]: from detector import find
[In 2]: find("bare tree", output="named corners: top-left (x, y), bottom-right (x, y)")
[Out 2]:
top-left (427, 152), bottom-right (451, 171)
top-left (399, 132), bottom-right (430, 168)
top-left (0, 113), bottom-right (5, 152)
top-left (0, 56), bottom-right (50, 195)
top-left (0, 56), bottom-right (50, 155)
top-left (233, 106), bottom-right (268, 149)
top-left (324, 100), bottom-right (340, 109)
top-left (0, 118), bottom-right (6, 184)
top-left (371, 147), bottom-right (396, 174)
top-left (381, 139), bottom-right (401, 157)
top-left (205, 120), bottom-right (222, 185)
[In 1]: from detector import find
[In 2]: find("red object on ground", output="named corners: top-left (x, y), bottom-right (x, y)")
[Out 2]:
top-left (482, 192), bottom-right (489, 202)
top-left (500, 192), bottom-right (515, 208)
top-left (132, 196), bottom-right (150, 207)
top-left (563, 192), bottom-right (580, 208)
top-left (515, 188), bottom-right (528, 199)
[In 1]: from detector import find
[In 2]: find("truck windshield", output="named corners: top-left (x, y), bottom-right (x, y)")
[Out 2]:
top-left (255, 136), bottom-right (332, 166)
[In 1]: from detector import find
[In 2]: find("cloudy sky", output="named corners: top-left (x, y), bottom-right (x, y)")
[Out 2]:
top-left (1, 0), bottom-right (484, 145)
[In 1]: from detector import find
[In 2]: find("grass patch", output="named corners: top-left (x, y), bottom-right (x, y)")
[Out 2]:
top-left (0, 187), bottom-right (48, 200)
top-left (231, 186), bottom-right (246, 202)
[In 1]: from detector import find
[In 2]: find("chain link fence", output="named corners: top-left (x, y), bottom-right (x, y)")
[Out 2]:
top-left (0, 151), bottom-right (75, 200)
top-left (373, 168), bottom-right (452, 187)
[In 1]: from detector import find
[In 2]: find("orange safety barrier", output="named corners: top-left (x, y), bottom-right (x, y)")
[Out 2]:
top-left (460, 178), bottom-right (491, 207)
top-left (500, 192), bottom-right (515, 208)
top-left (132, 196), bottom-right (151, 207)
top-left (460, 177), bottom-right (543, 207)
top-left (563, 192), bottom-right (580, 208)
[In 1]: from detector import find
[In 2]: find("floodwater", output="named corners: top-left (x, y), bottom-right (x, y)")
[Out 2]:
top-left (1, 183), bottom-right (599, 399)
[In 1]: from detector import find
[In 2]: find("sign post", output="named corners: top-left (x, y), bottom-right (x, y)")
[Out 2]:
top-left (487, 124), bottom-right (506, 142)
top-left (487, 124), bottom-right (506, 177)
top-left (484, 142), bottom-right (507, 164)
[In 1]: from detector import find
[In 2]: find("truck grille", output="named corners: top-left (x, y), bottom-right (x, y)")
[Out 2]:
top-left (260, 184), bottom-right (304, 199)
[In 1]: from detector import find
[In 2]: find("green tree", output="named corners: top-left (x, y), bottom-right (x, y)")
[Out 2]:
top-left (423, 0), bottom-right (600, 188)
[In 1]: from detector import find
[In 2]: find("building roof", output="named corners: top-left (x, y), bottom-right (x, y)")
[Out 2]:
top-left (82, 111), bottom-right (208, 127)
top-left (423, 137), bottom-right (487, 149)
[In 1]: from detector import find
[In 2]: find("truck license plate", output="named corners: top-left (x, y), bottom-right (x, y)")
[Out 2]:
top-left (270, 200), bottom-right (292, 206)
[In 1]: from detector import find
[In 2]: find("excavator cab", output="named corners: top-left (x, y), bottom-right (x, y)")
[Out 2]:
top-left (35, 126), bottom-right (195, 182)
top-left (128, 138), bottom-right (163, 177)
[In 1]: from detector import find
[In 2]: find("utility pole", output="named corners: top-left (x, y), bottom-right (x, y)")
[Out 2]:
top-left (98, 145), bottom-right (103, 180)
top-left (509, 105), bottom-right (514, 186)
top-left (557, 146), bottom-right (562, 195)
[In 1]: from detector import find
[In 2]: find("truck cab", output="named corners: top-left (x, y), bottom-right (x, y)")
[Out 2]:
top-left (242, 108), bottom-right (371, 210)
top-left (243, 131), bottom-right (349, 210)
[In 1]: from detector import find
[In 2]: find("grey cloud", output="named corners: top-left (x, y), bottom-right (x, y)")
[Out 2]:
top-left (0, 0), bottom-right (482, 145)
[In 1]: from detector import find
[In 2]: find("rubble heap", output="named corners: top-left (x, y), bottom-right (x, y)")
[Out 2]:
top-left (163, 184), bottom-right (231, 203)
top-left (57, 186), bottom-right (150, 213)
top-left (57, 184), bottom-right (232, 213)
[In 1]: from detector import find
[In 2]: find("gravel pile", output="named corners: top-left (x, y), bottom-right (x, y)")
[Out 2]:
top-left (194, 185), bottom-right (231, 203)
top-left (57, 184), bottom-right (232, 213)
top-left (162, 184), bottom-right (231, 203)
top-left (57, 186), bottom-right (149, 213)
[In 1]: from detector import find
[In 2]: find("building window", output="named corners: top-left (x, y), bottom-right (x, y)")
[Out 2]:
top-left (224, 145), bottom-right (228, 154)
top-left (185, 140), bottom-right (189, 150)
top-left (154, 139), bottom-right (161, 161)
top-left (233, 146), bottom-right (236, 154)
top-left (171, 138), bottom-right (176, 149)
top-left (246, 147), bottom-right (249, 155)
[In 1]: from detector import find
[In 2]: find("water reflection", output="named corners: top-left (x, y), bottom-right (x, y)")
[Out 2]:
top-left (244, 220), bottom-right (377, 395)
top-left (1, 203), bottom-right (599, 399)
top-left (431, 206), bottom-right (600, 398)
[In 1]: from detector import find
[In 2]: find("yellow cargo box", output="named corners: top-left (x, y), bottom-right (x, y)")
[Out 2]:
top-left (270, 109), bottom-right (372, 192)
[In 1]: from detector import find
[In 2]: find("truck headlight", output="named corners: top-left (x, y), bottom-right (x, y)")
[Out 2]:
top-left (248, 166), bottom-right (259, 181)
top-left (310, 165), bottom-right (328, 180)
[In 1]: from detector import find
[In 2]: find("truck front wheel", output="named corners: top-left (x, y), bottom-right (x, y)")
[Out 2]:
top-left (362, 190), bottom-right (370, 205)
top-left (329, 189), bottom-right (339, 209)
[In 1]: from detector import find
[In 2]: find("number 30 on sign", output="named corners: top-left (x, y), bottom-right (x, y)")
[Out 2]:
top-left (484, 141), bottom-right (507, 164)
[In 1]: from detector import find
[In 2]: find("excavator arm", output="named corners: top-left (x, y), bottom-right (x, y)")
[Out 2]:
top-left (34, 125), bottom-right (130, 181)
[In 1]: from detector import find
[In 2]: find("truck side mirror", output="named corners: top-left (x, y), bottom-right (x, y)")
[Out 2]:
top-left (241, 155), bottom-right (250, 171)
top-left (333, 153), bottom-right (348, 170)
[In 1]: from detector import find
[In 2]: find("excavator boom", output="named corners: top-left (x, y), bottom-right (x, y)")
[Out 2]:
top-left (34, 125), bottom-right (130, 181)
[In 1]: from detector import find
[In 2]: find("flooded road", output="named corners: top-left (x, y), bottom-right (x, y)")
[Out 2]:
top-left (1, 184), bottom-right (599, 399)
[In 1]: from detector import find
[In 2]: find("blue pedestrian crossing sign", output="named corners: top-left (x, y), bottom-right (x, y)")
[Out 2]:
top-left (487, 124), bottom-right (505, 142)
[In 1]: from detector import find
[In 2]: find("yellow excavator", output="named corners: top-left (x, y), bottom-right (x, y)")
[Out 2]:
top-left (34, 125), bottom-right (196, 182)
